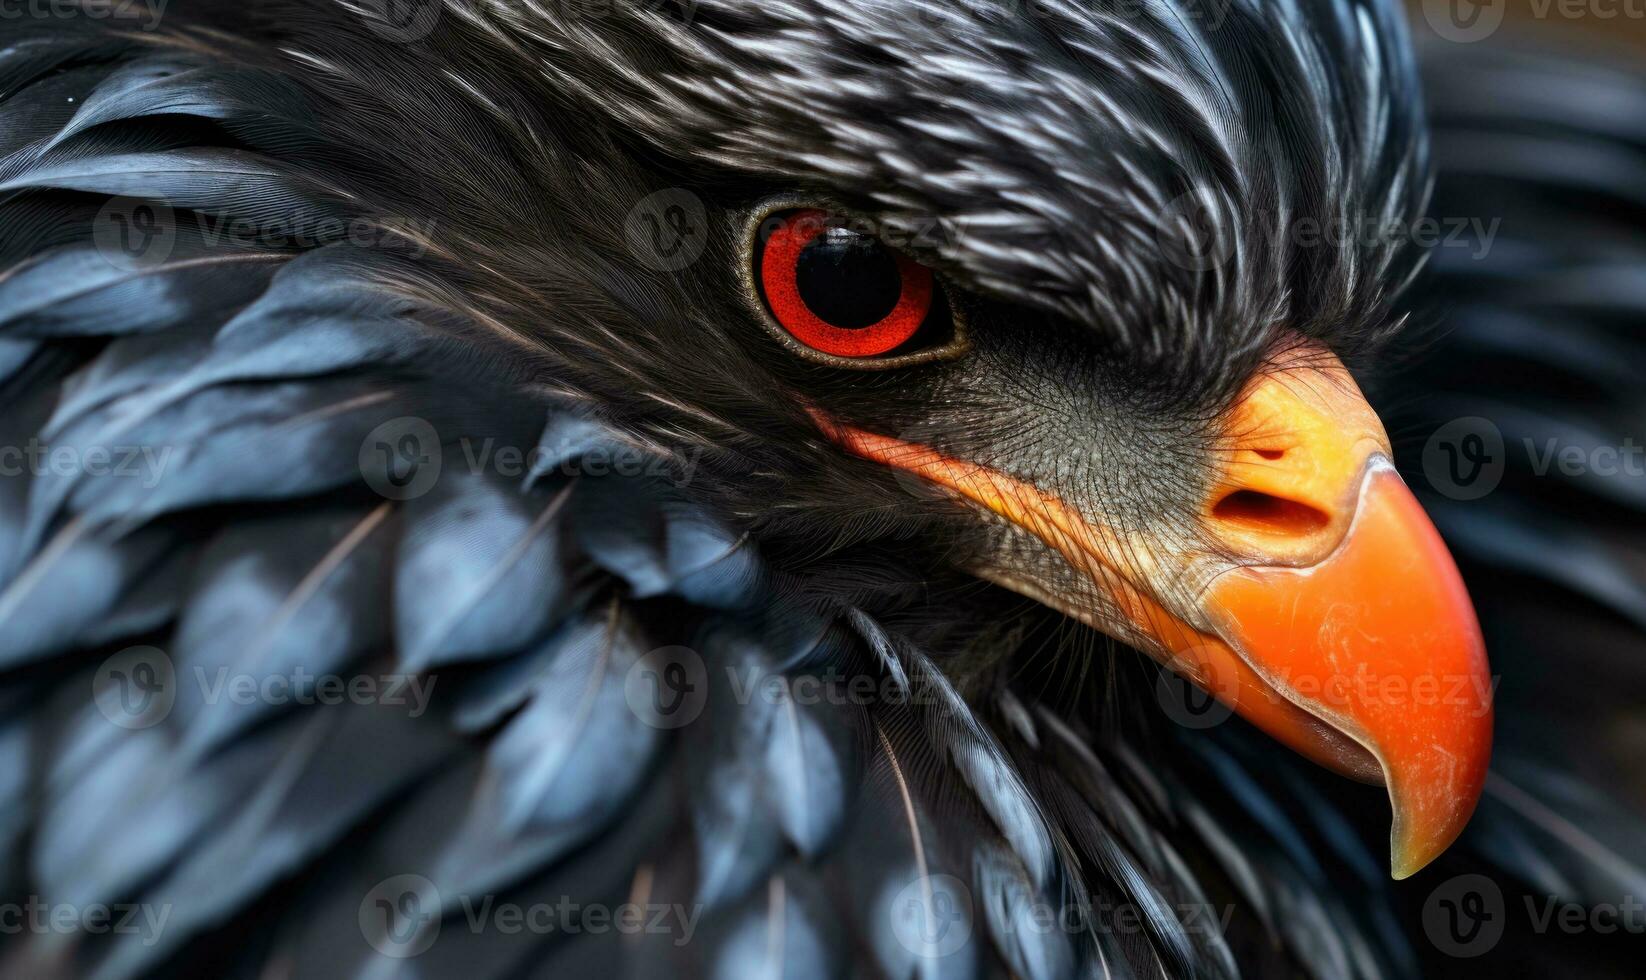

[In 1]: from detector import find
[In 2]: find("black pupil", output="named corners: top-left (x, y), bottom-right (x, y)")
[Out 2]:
top-left (794, 228), bottom-right (902, 328)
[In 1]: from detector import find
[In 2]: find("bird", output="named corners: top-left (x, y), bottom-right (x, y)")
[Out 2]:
top-left (0, 0), bottom-right (1639, 977)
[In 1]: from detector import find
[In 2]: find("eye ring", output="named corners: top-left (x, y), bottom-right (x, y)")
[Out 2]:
top-left (740, 199), bottom-right (969, 369)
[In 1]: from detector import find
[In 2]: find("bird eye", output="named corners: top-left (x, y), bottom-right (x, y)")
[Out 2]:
top-left (747, 207), bottom-right (964, 367)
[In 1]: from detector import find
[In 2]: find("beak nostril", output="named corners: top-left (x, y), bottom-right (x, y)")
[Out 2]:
top-left (1254, 448), bottom-right (1285, 460)
top-left (1213, 490), bottom-right (1330, 538)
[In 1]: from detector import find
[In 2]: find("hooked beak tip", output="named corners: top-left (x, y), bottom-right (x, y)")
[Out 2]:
top-left (1206, 463), bottom-right (1493, 879)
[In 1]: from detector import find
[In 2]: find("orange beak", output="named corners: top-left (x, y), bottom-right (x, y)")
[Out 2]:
top-left (818, 347), bottom-right (1493, 878)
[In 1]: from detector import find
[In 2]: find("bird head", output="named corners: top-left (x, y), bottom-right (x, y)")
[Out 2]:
top-left (297, 0), bottom-right (1493, 876)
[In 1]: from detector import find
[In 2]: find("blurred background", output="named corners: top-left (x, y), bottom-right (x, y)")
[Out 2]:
top-left (1370, 1), bottom-right (1646, 976)
top-left (1406, 0), bottom-right (1646, 47)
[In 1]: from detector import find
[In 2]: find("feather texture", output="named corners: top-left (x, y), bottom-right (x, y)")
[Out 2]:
top-left (0, 6), bottom-right (1639, 980)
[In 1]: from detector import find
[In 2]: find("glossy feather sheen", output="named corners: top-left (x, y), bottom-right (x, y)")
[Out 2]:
top-left (0, 5), bottom-right (1639, 980)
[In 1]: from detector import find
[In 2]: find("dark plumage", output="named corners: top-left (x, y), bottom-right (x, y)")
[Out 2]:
top-left (0, 2), bottom-right (1640, 978)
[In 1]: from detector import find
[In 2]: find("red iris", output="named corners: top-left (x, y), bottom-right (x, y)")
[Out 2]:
top-left (758, 209), bottom-right (933, 358)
